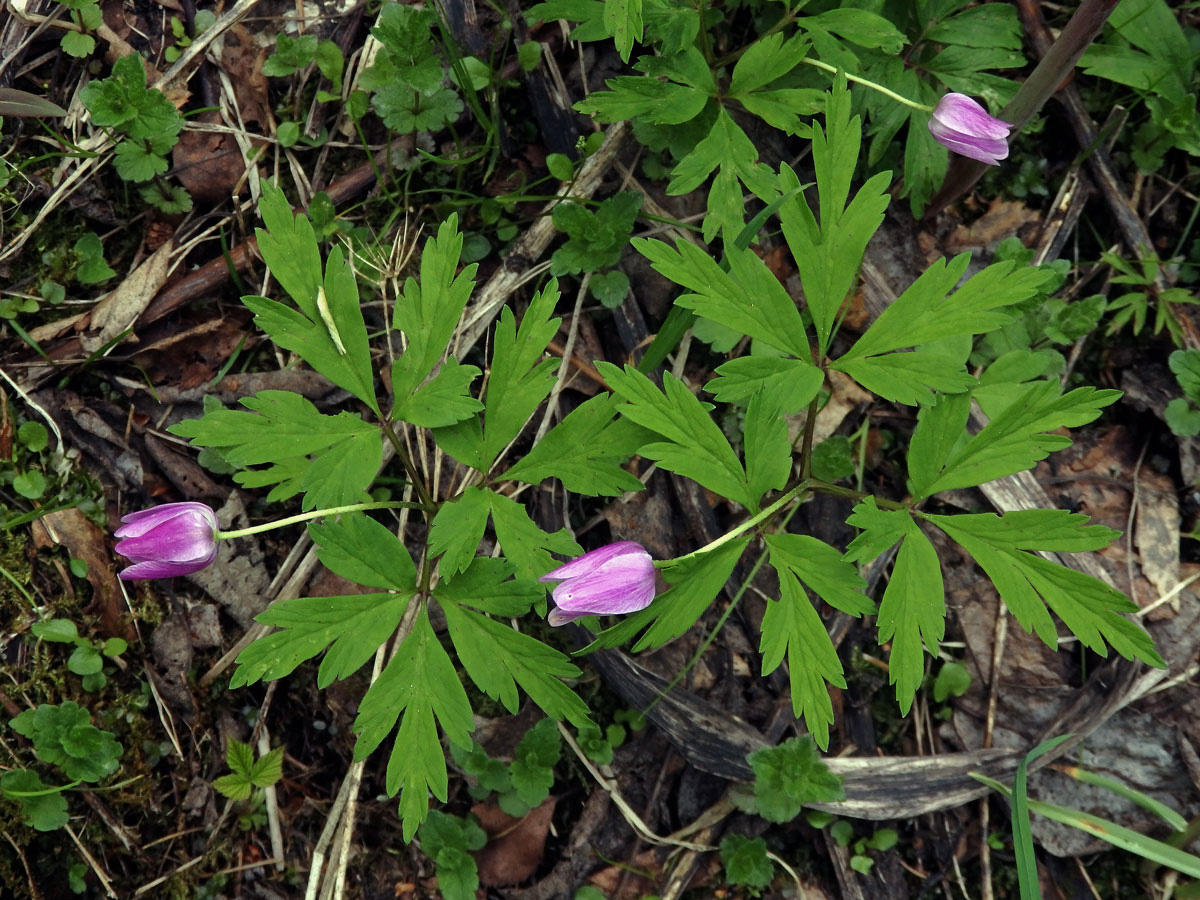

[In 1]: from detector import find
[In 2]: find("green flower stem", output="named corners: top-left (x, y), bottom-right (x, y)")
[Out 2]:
top-left (1, 779), bottom-right (81, 797)
top-left (802, 58), bottom-right (932, 112)
top-left (214, 501), bottom-right (421, 540)
top-left (379, 417), bottom-right (437, 513)
top-left (927, 0), bottom-right (1120, 214)
top-left (662, 481), bottom-right (812, 567)
top-left (807, 478), bottom-right (908, 510)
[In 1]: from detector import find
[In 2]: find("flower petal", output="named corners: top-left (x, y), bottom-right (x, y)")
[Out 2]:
top-left (539, 541), bottom-right (649, 582)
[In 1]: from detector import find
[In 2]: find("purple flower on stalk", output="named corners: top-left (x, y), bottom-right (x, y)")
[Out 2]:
top-left (114, 502), bottom-right (220, 579)
top-left (539, 541), bottom-right (658, 626)
top-left (928, 93), bottom-right (1012, 166)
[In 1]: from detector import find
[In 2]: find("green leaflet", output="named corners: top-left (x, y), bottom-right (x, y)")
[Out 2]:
top-left (599, 362), bottom-right (757, 510)
top-left (167, 391), bottom-right (382, 511)
top-left (433, 280), bottom-right (561, 473)
top-left (633, 236), bottom-right (811, 358)
top-left (252, 185), bottom-right (378, 414)
top-left (391, 215), bottom-right (480, 426)
top-left (503, 394), bottom-right (649, 496)
top-left (761, 534), bottom-right (872, 749)
top-left (777, 81), bottom-right (891, 357)
top-left (928, 511), bottom-right (1162, 667)
top-left (428, 486), bottom-right (582, 584)
top-left (908, 381), bottom-right (1121, 498)
top-left (353, 613), bottom-right (474, 841)
top-left (845, 500), bottom-right (944, 714)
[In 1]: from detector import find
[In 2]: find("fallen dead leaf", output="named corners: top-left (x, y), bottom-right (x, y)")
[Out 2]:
top-left (1134, 469), bottom-right (1180, 600)
top-left (472, 797), bottom-right (557, 887)
top-left (173, 111), bottom-right (248, 205)
top-left (220, 25), bottom-right (272, 127)
top-left (34, 507), bottom-right (133, 641)
top-left (82, 238), bottom-right (173, 353)
top-left (944, 198), bottom-right (1040, 252)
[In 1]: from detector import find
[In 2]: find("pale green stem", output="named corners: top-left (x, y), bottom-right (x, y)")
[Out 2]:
top-left (803, 58), bottom-right (932, 112)
top-left (214, 501), bottom-right (420, 540)
top-left (660, 481), bottom-right (810, 568)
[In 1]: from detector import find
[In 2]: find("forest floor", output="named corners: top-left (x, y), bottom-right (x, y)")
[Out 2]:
top-left (1, 0), bottom-right (1199, 898)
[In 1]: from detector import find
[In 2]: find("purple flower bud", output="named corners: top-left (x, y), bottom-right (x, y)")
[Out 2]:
top-left (539, 541), bottom-right (658, 626)
top-left (928, 93), bottom-right (1012, 166)
top-left (113, 502), bottom-right (220, 579)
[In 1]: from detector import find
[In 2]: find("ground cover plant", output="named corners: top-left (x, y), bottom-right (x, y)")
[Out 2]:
top-left (1, 0), bottom-right (1199, 897)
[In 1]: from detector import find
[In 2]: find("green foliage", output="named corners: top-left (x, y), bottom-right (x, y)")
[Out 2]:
top-left (550, 192), bottom-right (642, 305)
top-left (361, 3), bottom-right (463, 133)
top-left (58, 0), bottom-right (102, 58)
top-left (31, 618), bottom-right (126, 691)
top-left (1166, 349), bottom-right (1200, 437)
top-left (0, 769), bottom-right (70, 831)
top-left (1078, 0), bottom-right (1199, 171)
top-left (212, 739), bottom-right (285, 801)
top-left (721, 834), bottom-right (774, 893)
top-left (760, 534), bottom-right (872, 749)
top-left (747, 736), bottom-right (844, 823)
top-left (419, 811), bottom-right (486, 900)
top-left (73, 232), bottom-right (115, 284)
top-left (575, 721), bottom-right (627, 765)
top-left (9, 701), bottom-right (122, 785)
top-left (79, 53), bottom-right (190, 212)
top-left (390, 215), bottom-right (481, 427)
top-left (449, 718), bottom-right (563, 816)
top-left (250, 183), bottom-right (379, 413)
top-left (169, 391), bottom-right (382, 511)
top-left (1100, 250), bottom-right (1198, 344)
top-left (932, 660), bottom-right (971, 703)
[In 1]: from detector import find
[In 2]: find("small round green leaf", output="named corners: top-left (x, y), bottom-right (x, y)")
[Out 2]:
top-left (13, 470), bottom-right (47, 499)
top-left (18, 421), bottom-right (49, 452)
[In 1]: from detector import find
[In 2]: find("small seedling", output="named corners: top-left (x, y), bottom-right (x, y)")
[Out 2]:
top-left (31, 618), bottom-right (127, 691)
top-left (418, 810), bottom-right (486, 900)
top-left (721, 833), bottom-right (774, 894)
top-left (2, 701), bottom-right (123, 831)
top-left (212, 737), bottom-right (284, 801)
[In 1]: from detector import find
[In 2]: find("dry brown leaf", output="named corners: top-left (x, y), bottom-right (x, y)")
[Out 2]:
top-left (472, 797), bottom-right (557, 886)
top-left (173, 111), bottom-right (248, 204)
top-left (1134, 469), bottom-right (1180, 599)
top-left (81, 238), bottom-right (173, 353)
top-left (36, 507), bottom-right (132, 640)
top-left (944, 198), bottom-right (1040, 252)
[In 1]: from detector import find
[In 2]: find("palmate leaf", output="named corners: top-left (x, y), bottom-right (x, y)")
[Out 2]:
top-left (845, 500), bottom-right (944, 714)
top-left (603, 0), bottom-right (643, 62)
top-left (744, 390), bottom-right (792, 503)
top-left (392, 215), bottom-right (479, 424)
top-left (927, 511), bottom-right (1163, 666)
top-left (353, 613), bottom-right (474, 841)
top-left (230, 515), bottom-right (417, 688)
top-left (434, 281), bottom-right (561, 472)
top-left (908, 380), bottom-right (1120, 498)
top-left (761, 533), bottom-right (872, 749)
top-left (428, 486), bottom-right (492, 577)
top-left (666, 106), bottom-right (777, 241)
top-left (427, 486), bottom-right (581, 583)
top-left (231, 593), bottom-right (412, 688)
top-left (777, 79), bottom-right (891, 356)
top-left (598, 362), bottom-right (756, 510)
top-left (440, 598), bottom-right (592, 726)
top-left (707, 356), bottom-right (825, 414)
top-left (168, 391), bottom-right (382, 511)
top-left (837, 255), bottom-right (1054, 361)
top-left (251, 184), bottom-right (378, 413)
top-left (503, 394), bottom-right (649, 496)
top-left (632, 237), bottom-right (811, 358)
